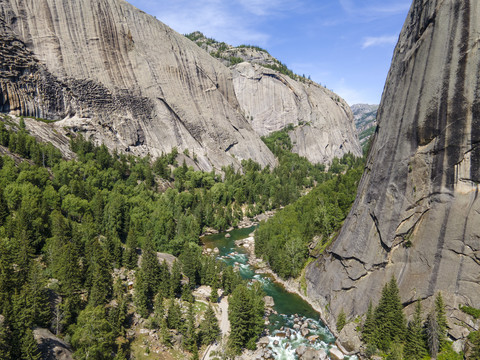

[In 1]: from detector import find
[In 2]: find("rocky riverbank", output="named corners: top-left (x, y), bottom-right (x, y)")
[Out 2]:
top-left (235, 234), bottom-right (359, 358)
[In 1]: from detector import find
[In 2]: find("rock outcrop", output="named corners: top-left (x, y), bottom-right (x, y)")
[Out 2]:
top-left (306, 0), bottom-right (480, 331)
top-left (232, 62), bottom-right (362, 164)
top-left (351, 103), bottom-right (378, 147)
top-left (188, 32), bottom-right (362, 164)
top-left (0, 0), bottom-right (276, 170)
top-left (33, 328), bottom-right (73, 360)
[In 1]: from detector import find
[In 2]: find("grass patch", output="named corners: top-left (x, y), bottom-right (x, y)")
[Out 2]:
top-left (20, 115), bottom-right (59, 124)
top-left (460, 305), bottom-right (480, 319)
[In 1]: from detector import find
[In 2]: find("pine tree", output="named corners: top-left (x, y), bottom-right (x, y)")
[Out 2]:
top-left (170, 260), bottom-right (182, 297)
top-left (386, 342), bottom-right (403, 360)
top-left (0, 317), bottom-right (12, 359)
top-left (123, 229), bottom-right (138, 270)
top-left (435, 292), bottom-right (448, 346)
top-left (166, 299), bottom-right (181, 330)
top-left (134, 269), bottom-right (150, 318)
top-left (336, 308), bottom-right (346, 332)
top-left (141, 237), bottom-right (161, 296)
top-left (160, 317), bottom-right (171, 346)
top-left (373, 277), bottom-right (406, 351)
top-left (210, 278), bottom-right (219, 303)
top-left (71, 305), bottom-right (115, 360)
top-left (200, 303), bottom-right (220, 345)
top-left (182, 283), bottom-right (194, 303)
top-left (89, 249), bottom-right (113, 307)
top-left (151, 292), bottom-right (165, 329)
top-left (404, 301), bottom-right (427, 360)
top-left (183, 303), bottom-right (197, 351)
top-left (469, 331), bottom-right (480, 360)
top-left (426, 311), bottom-right (440, 357)
top-left (228, 283), bottom-right (265, 353)
top-left (362, 301), bottom-right (375, 345)
top-left (22, 262), bottom-right (51, 329)
top-left (158, 260), bottom-right (171, 298)
top-left (20, 328), bottom-right (41, 360)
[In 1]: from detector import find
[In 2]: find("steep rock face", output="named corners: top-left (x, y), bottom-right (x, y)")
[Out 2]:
top-left (351, 103), bottom-right (378, 148)
top-left (232, 62), bottom-right (362, 164)
top-left (0, 0), bottom-right (276, 170)
top-left (306, 0), bottom-right (480, 328)
top-left (187, 32), bottom-right (362, 164)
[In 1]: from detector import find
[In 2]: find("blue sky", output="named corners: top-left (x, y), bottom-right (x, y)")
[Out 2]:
top-left (128, 0), bottom-right (411, 105)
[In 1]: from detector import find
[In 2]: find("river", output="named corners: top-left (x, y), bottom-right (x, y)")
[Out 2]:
top-left (202, 227), bottom-right (356, 360)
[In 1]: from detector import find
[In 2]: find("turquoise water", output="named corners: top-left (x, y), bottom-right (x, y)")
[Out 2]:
top-left (202, 227), bottom-right (351, 360)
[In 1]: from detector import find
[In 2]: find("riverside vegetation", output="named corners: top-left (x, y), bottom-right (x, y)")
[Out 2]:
top-left (0, 116), bottom-right (363, 359)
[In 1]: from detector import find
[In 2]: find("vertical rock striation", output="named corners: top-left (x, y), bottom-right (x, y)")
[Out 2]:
top-left (232, 62), bottom-right (362, 164)
top-left (0, 0), bottom-right (276, 170)
top-left (306, 0), bottom-right (480, 329)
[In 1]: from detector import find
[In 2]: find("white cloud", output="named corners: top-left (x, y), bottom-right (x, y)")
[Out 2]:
top-left (332, 78), bottom-right (380, 105)
top-left (338, 0), bottom-right (410, 21)
top-left (362, 35), bottom-right (398, 49)
top-left (155, 0), bottom-right (272, 46)
top-left (237, 0), bottom-right (302, 16)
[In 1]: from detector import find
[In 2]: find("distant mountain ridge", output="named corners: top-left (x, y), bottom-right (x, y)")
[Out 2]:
top-left (351, 104), bottom-right (378, 148)
top-left (187, 31), bottom-right (362, 164)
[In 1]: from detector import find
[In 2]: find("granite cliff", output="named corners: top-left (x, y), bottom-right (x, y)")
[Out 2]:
top-left (351, 103), bottom-right (378, 148)
top-left (187, 32), bottom-right (362, 164)
top-left (306, 0), bottom-right (480, 341)
top-left (0, 1), bottom-right (360, 170)
top-left (0, 0), bottom-right (275, 171)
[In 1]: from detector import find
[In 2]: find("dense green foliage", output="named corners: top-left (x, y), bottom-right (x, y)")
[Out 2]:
top-left (460, 304), bottom-right (480, 319)
top-left (255, 146), bottom-right (364, 278)
top-left (336, 309), bottom-right (346, 332)
top-left (362, 286), bottom-right (453, 359)
top-left (228, 283), bottom-right (265, 353)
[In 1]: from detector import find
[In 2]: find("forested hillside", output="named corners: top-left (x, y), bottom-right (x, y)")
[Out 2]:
top-left (0, 115), bottom-right (362, 358)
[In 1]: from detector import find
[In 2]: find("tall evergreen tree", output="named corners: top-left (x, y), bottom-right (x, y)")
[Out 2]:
top-left (404, 301), bottom-right (427, 360)
top-left (166, 299), bottom-right (182, 330)
top-left (141, 237), bottom-right (161, 297)
top-left (20, 328), bottom-right (41, 360)
top-left (183, 303), bottom-right (197, 351)
top-left (71, 305), bottom-right (115, 360)
top-left (0, 317), bottom-right (12, 359)
top-left (134, 269), bottom-right (150, 318)
top-left (89, 249), bottom-right (113, 307)
top-left (435, 292), bottom-right (448, 346)
top-left (426, 311), bottom-right (440, 357)
top-left (362, 301), bottom-right (375, 345)
top-left (170, 260), bottom-right (182, 297)
top-left (228, 283), bottom-right (265, 353)
top-left (373, 277), bottom-right (406, 351)
top-left (123, 229), bottom-right (138, 270)
top-left (200, 303), bottom-right (220, 345)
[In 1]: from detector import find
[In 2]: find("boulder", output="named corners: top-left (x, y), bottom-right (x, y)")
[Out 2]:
top-left (337, 322), bottom-right (362, 353)
top-left (452, 339), bottom-right (465, 354)
top-left (301, 348), bottom-right (328, 360)
top-left (258, 337), bottom-right (270, 348)
top-left (263, 296), bottom-right (275, 308)
top-left (301, 328), bottom-right (310, 337)
top-left (33, 328), bottom-right (73, 360)
top-left (308, 335), bottom-right (319, 343)
top-left (296, 345), bottom-right (307, 356)
top-left (329, 347), bottom-right (344, 360)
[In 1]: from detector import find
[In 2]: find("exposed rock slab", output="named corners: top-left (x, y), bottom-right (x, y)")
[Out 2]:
top-left (232, 62), bottom-right (362, 164)
top-left (0, 0), bottom-right (276, 170)
top-left (306, 0), bottom-right (480, 330)
top-left (33, 328), bottom-right (73, 360)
